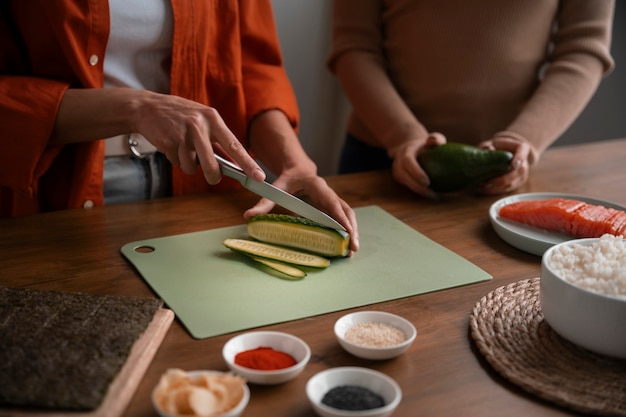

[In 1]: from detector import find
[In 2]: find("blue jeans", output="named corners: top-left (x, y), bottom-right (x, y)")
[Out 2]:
top-left (338, 133), bottom-right (393, 174)
top-left (103, 153), bottom-right (172, 204)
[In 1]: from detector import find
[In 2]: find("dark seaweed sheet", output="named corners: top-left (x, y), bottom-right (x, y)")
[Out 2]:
top-left (0, 286), bottom-right (162, 410)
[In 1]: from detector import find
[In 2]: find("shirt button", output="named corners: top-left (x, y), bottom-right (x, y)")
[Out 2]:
top-left (83, 200), bottom-right (94, 209)
top-left (88, 54), bottom-right (99, 66)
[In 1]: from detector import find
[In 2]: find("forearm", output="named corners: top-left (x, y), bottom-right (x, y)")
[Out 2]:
top-left (334, 52), bottom-right (429, 152)
top-left (50, 88), bottom-right (147, 145)
top-left (503, 58), bottom-right (606, 161)
top-left (248, 110), bottom-right (317, 178)
top-left (501, 0), bottom-right (614, 160)
top-left (50, 88), bottom-right (265, 182)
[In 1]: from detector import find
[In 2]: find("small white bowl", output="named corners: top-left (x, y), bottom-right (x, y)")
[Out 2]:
top-left (152, 370), bottom-right (250, 417)
top-left (334, 311), bottom-right (416, 360)
top-left (222, 331), bottom-right (311, 385)
top-left (306, 367), bottom-right (402, 417)
top-left (541, 237), bottom-right (626, 359)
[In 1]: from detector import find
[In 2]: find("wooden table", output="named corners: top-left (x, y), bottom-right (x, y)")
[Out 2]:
top-left (2, 138), bottom-right (624, 417)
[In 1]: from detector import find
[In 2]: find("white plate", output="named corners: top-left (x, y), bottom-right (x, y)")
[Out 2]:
top-left (489, 192), bottom-right (626, 256)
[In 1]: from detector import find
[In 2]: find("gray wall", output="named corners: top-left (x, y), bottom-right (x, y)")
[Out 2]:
top-left (554, 0), bottom-right (626, 147)
top-left (271, 0), bottom-right (346, 176)
top-left (272, 1), bottom-right (625, 175)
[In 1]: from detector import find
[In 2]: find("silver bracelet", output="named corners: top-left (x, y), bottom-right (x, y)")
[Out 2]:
top-left (128, 134), bottom-right (149, 159)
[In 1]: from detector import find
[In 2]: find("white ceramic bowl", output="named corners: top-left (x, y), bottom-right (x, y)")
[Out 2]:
top-left (306, 367), bottom-right (402, 417)
top-left (334, 311), bottom-right (416, 360)
top-left (541, 237), bottom-right (626, 359)
top-left (222, 330), bottom-right (311, 385)
top-left (152, 370), bottom-right (250, 417)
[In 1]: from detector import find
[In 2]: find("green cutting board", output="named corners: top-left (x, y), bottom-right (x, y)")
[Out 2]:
top-left (121, 206), bottom-right (491, 339)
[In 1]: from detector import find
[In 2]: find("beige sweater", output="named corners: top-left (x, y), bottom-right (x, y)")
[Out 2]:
top-left (328, 0), bottom-right (615, 164)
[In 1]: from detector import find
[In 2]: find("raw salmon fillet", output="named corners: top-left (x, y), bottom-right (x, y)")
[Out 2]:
top-left (498, 198), bottom-right (626, 238)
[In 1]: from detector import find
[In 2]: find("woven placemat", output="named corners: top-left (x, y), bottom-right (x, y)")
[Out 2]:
top-left (470, 278), bottom-right (626, 416)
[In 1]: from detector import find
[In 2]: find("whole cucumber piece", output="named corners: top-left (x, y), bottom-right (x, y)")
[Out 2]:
top-left (417, 143), bottom-right (513, 192)
top-left (247, 213), bottom-right (350, 257)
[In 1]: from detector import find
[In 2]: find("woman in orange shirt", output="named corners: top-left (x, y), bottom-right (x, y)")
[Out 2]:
top-left (0, 0), bottom-right (358, 250)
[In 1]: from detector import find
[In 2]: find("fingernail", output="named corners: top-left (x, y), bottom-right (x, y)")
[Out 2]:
top-left (352, 236), bottom-right (360, 252)
top-left (252, 168), bottom-right (266, 181)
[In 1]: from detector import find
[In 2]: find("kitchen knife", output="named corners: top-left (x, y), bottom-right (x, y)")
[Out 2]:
top-left (215, 155), bottom-right (347, 231)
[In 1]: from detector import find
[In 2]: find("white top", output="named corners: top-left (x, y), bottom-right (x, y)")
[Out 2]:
top-left (104, 0), bottom-right (173, 93)
top-left (103, 0), bottom-right (174, 156)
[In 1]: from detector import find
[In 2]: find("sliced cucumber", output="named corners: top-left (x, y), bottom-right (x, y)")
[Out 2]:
top-left (247, 255), bottom-right (306, 279)
top-left (223, 238), bottom-right (330, 268)
top-left (247, 214), bottom-right (350, 257)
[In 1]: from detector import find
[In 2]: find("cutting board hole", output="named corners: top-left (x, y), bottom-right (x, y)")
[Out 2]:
top-left (134, 245), bottom-right (155, 253)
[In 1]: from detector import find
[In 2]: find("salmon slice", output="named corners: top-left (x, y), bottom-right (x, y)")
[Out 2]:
top-left (608, 210), bottom-right (626, 235)
top-left (498, 198), bottom-right (584, 235)
top-left (498, 198), bottom-right (626, 238)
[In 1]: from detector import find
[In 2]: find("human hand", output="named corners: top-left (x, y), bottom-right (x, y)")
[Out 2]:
top-left (477, 135), bottom-right (531, 195)
top-left (135, 91), bottom-right (266, 184)
top-left (388, 132), bottom-right (447, 198)
top-left (243, 173), bottom-right (360, 255)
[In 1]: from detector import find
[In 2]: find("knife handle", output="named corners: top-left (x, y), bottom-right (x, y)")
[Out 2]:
top-left (215, 154), bottom-right (247, 183)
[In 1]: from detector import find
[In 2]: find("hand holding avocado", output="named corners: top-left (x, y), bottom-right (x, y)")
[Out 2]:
top-left (391, 133), bottom-right (529, 196)
top-left (388, 133), bottom-right (446, 198)
top-left (475, 135), bottom-right (531, 195)
top-left (418, 143), bottom-right (513, 193)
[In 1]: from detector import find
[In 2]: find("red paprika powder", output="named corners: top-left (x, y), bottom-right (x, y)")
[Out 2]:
top-left (234, 346), bottom-right (297, 370)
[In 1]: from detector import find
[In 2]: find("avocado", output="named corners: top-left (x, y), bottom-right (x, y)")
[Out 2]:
top-left (417, 143), bottom-right (513, 192)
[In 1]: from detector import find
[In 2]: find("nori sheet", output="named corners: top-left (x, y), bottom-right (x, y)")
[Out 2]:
top-left (0, 286), bottom-right (162, 410)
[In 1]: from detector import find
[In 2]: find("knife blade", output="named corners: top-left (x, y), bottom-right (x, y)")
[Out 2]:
top-left (215, 155), bottom-right (347, 231)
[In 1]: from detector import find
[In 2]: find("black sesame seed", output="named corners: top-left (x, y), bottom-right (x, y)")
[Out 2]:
top-left (321, 385), bottom-right (385, 410)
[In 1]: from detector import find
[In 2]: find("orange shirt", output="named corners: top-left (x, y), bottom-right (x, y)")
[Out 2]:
top-left (0, 0), bottom-right (299, 217)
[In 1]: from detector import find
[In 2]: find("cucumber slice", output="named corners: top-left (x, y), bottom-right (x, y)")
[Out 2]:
top-left (247, 255), bottom-right (306, 279)
top-left (223, 238), bottom-right (330, 268)
top-left (247, 214), bottom-right (350, 257)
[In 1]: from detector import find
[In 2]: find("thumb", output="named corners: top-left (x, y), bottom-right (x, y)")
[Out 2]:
top-left (243, 197), bottom-right (276, 220)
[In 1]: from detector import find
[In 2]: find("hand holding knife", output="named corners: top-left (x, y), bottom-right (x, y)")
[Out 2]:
top-left (215, 154), bottom-right (347, 232)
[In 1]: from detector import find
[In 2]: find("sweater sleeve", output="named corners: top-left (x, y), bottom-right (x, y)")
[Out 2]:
top-left (238, 0), bottom-right (299, 132)
top-left (500, 0), bottom-right (615, 163)
top-left (327, 0), bottom-right (430, 150)
top-left (327, 0), bottom-right (383, 70)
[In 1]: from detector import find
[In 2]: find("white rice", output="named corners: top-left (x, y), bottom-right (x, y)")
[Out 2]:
top-left (548, 234), bottom-right (626, 300)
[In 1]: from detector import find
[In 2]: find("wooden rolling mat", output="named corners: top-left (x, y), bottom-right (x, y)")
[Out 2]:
top-left (0, 287), bottom-right (174, 417)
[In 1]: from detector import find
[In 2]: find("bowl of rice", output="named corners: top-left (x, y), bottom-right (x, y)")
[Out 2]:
top-left (540, 234), bottom-right (626, 359)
